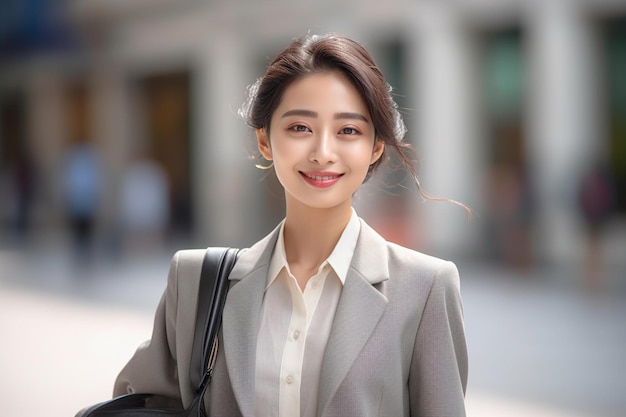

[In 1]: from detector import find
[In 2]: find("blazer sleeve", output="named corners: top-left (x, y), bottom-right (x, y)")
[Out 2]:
top-left (410, 261), bottom-right (468, 417)
top-left (111, 251), bottom-right (184, 408)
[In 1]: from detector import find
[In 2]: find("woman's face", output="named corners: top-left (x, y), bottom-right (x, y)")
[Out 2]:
top-left (257, 70), bottom-right (384, 211)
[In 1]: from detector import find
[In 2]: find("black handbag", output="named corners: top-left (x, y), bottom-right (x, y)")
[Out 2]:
top-left (81, 247), bottom-right (240, 417)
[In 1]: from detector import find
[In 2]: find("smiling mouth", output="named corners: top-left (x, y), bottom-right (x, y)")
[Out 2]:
top-left (300, 171), bottom-right (343, 187)
top-left (303, 173), bottom-right (342, 181)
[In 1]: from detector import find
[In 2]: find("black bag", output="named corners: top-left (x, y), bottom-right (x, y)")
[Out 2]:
top-left (81, 247), bottom-right (240, 417)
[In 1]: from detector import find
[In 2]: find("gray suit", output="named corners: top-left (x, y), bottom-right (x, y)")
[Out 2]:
top-left (112, 218), bottom-right (468, 416)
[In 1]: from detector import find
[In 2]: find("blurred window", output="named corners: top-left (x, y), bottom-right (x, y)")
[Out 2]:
top-left (480, 28), bottom-right (534, 268)
top-left (605, 17), bottom-right (626, 214)
top-left (138, 71), bottom-right (192, 234)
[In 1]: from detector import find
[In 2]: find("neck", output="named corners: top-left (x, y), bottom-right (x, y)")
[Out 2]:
top-left (283, 198), bottom-right (353, 271)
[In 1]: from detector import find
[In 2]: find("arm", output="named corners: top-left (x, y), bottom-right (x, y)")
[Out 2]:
top-left (112, 252), bottom-right (183, 406)
top-left (410, 261), bottom-right (468, 417)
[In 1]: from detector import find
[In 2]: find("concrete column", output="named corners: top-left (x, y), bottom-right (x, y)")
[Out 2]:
top-left (526, 0), bottom-right (602, 264)
top-left (410, 3), bottom-right (481, 258)
top-left (194, 33), bottom-right (252, 247)
top-left (90, 60), bottom-right (131, 234)
top-left (25, 73), bottom-right (67, 228)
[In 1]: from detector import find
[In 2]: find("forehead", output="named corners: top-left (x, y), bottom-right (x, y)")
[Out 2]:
top-left (275, 70), bottom-right (370, 116)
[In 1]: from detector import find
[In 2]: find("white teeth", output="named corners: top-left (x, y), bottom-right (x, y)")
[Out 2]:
top-left (306, 173), bottom-right (337, 181)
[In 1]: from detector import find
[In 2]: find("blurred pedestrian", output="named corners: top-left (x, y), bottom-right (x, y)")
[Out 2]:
top-left (484, 162), bottom-right (534, 269)
top-left (78, 33), bottom-right (468, 417)
top-left (577, 161), bottom-right (616, 291)
top-left (118, 153), bottom-right (170, 254)
top-left (8, 147), bottom-right (36, 243)
top-left (61, 140), bottom-right (103, 267)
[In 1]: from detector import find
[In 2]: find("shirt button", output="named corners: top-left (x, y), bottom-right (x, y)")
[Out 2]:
top-left (293, 330), bottom-right (301, 340)
top-left (286, 375), bottom-right (294, 384)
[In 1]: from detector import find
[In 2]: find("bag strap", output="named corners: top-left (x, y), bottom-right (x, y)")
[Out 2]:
top-left (190, 247), bottom-right (240, 393)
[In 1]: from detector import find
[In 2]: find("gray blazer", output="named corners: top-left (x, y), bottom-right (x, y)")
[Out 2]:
top-left (112, 218), bottom-right (468, 416)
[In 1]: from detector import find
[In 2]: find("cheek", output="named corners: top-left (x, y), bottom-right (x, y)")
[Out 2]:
top-left (347, 143), bottom-right (378, 168)
top-left (270, 142), bottom-right (302, 175)
top-left (273, 137), bottom-right (310, 159)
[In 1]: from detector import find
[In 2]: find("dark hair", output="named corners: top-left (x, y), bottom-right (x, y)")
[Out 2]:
top-left (240, 33), bottom-right (469, 213)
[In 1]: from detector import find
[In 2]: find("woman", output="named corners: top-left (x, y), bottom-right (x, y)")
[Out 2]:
top-left (110, 33), bottom-right (467, 416)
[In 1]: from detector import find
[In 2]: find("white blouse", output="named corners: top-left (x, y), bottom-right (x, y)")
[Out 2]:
top-left (254, 210), bottom-right (360, 417)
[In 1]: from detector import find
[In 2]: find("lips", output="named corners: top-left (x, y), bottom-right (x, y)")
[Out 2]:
top-left (300, 171), bottom-right (343, 188)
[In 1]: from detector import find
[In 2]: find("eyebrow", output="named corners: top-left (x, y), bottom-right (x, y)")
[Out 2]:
top-left (280, 109), bottom-right (369, 122)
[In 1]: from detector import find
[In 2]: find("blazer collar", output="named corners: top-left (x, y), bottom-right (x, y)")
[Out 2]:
top-left (222, 218), bottom-right (390, 417)
top-left (317, 219), bottom-right (389, 415)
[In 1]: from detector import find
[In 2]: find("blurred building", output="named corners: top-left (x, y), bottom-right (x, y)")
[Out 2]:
top-left (1, 0), bottom-right (625, 278)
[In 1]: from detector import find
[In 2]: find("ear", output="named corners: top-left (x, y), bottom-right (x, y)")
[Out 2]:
top-left (256, 128), bottom-right (273, 160)
top-left (370, 140), bottom-right (385, 165)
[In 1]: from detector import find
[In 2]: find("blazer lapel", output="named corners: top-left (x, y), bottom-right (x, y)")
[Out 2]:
top-left (222, 225), bottom-right (280, 417)
top-left (222, 219), bottom-right (390, 417)
top-left (317, 219), bottom-right (390, 415)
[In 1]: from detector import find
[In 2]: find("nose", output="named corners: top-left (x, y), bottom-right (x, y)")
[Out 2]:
top-left (309, 130), bottom-right (337, 165)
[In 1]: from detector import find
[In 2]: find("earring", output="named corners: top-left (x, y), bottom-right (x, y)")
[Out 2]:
top-left (255, 158), bottom-right (274, 170)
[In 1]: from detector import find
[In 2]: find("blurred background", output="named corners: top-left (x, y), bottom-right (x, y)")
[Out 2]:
top-left (0, 0), bottom-right (625, 416)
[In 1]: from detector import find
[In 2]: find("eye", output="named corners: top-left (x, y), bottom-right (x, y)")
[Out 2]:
top-left (289, 124), bottom-right (311, 133)
top-left (340, 127), bottom-right (360, 135)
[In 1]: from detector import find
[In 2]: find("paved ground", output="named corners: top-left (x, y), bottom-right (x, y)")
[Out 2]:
top-left (1, 246), bottom-right (624, 417)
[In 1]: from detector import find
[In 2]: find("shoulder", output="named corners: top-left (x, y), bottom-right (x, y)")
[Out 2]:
top-left (169, 249), bottom-right (206, 278)
top-left (385, 240), bottom-right (450, 272)
top-left (164, 249), bottom-right (208, 300)
top-left (387, 241), bottom-right (458, 278)
top-left (357, 218), bottom-right (460, 292)
top-left (172, 248), bottom-right (206, 263)
top-left (386, 241), bottom-right (461, 293)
